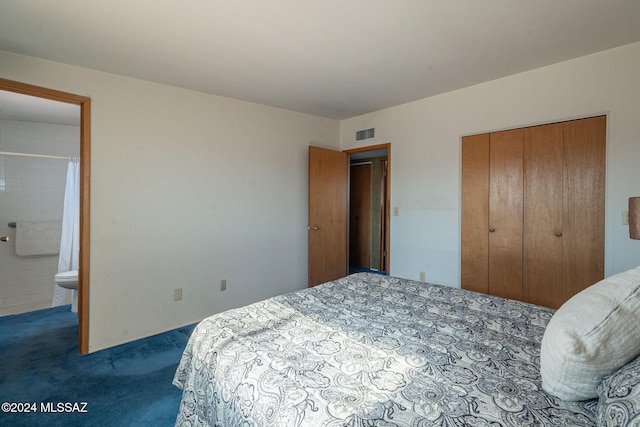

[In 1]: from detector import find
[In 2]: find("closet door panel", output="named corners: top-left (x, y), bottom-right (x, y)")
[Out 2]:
top-left (523, 123), bottom-right (564, 308)
top-left (489, 129), bottom-right (524, 301)
top-left (563, 116), bottom-right (606, 301)
top-left (461, 134), bottom-right (490, 293)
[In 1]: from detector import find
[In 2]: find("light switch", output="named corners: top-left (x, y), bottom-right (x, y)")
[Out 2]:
top-left (623, 210), bottom-right (629, 225)
top-left (393, 207), bottom-right (399, 216)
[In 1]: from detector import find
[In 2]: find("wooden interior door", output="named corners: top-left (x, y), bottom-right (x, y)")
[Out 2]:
top-left (523, 123), bottom-right (564, 308)
top-left (308, 146), bottom-right (348, 287)
top-left (562, 116), bottom-right (606, 301)
top-left (461, 134), bottom-right (490, 294)
top-left (488, 129), bottom-right (524, 301)
top-left (349, 163), bottom-right (372, 269)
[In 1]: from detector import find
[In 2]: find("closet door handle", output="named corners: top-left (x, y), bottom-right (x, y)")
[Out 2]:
top-left (308, 226), bottom-right (319, 231)
top-left (0, 236), bottom-right (9, 242)
top-left (555, 231), bottom-right (563, 237)
top-left (489, 227), bottom-right (496, 233)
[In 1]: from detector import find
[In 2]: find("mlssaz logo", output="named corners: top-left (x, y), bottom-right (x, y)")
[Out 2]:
top-left (40, 402), bottom-right (89, 413)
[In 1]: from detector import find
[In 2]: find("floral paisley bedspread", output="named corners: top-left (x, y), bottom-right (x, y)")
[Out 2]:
top-left (173, 273), bottom-right (596, 426)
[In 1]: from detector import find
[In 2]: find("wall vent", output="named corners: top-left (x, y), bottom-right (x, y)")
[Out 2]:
top-left (355, 127), bottom-right (376, 142)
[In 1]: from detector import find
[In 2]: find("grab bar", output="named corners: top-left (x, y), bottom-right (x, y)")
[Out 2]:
top-left (8, 221), bottom-right (16, 228)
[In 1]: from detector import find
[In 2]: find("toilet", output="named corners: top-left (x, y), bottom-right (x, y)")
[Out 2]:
top-left (54, 270), bottom-right (78, 313)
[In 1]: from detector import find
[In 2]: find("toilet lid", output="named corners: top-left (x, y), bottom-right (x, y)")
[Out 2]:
top-left (55, 270), bottom-right (78, 281)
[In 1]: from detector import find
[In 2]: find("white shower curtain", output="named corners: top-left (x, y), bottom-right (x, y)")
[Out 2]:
top-left (52, 160), bottom-right (80, 308)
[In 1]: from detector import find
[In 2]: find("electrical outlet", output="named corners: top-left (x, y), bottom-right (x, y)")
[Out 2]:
top-left (220, 279), bottom-right (227, 291)
top-left (419, 271), bottom-right (426, 282)
top-left (174, 288), bottom-right (182, 301)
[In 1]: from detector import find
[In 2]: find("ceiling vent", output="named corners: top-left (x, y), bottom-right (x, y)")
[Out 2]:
top-left (355, 127), bottom-right (376, 142)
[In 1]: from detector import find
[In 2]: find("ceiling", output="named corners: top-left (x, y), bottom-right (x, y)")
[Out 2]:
top-left (1, 0), bottom-right (640, 122)
top-left (0, 90), bottom-right (80, 126)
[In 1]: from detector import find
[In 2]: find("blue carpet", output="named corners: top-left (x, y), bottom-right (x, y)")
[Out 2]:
top-left (0, 305), bottom-right (195, 426)
top-left (348, 266), bottom-right (387, 275)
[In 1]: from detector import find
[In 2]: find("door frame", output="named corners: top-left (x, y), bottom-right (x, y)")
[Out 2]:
top-left (0, 78), bottom-right (91, 354)
top-left (345, 143), bottom-right (391, 274)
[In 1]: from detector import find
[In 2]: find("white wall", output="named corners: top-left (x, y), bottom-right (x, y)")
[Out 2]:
top-left (0, 51), bottom-right (339, 351)
top-left (340, 42), bottom-right (640, 286)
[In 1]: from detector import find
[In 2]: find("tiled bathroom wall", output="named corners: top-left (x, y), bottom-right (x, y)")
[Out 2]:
top-left (0, 119), bottom-right (80, 315)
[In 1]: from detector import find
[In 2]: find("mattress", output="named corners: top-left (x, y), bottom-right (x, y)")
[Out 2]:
top-left (173, 273), bottom-right (596, 426)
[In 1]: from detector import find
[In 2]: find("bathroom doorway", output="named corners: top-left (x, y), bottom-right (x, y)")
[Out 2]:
top-left (0, 79), bottom-right (90, 354)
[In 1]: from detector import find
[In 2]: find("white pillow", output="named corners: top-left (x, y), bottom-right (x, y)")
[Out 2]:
top-left (540, 266), bottom-right (640, 401)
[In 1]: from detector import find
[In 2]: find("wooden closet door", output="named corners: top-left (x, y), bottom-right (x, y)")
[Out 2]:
top-left (461, 134), bottom-right (490, 294)
top-left (562, 116), bottom-right (606, 301)
top-left (523, 123), bottom-right (564, 308)
top-left (489, 129), bottom-right (524, 301)
top-left (349, 163), bottom-right (372, 269)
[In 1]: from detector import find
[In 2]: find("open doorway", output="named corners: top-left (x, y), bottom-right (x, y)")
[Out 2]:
top-left (307, 143), bottom-right (390, 286)
top-left (0, 91), bottom-right (79, 315)
top-left (0, 78), bottom-right (91, 354)
top-left (345, 144), bottom-right (390, 275)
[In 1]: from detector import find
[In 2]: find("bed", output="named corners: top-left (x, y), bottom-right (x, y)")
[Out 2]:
top-left (173, 271), bottom-right (640, 426)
